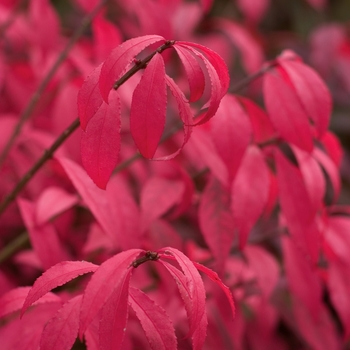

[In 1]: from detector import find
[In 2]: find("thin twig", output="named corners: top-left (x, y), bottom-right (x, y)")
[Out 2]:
top-left (0, 0), bottom-right (108, 168)
top-left (0, 232), bottom-right (30, 265)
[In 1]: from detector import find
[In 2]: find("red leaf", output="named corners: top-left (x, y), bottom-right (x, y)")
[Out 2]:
top-left (18, 198), bottom-right (68, 270)
top-left (40, 295), bottom-right (82, 350)
top-left (238, 96), bottom-right (275, 144)
top-left (173, 45), bottom-right (205, 102)
top-left (214, 19), bottom-right (264, 73)
top-left (321, 131), bottom-right (343, 168)
top-left (140, 177), bottom-right (184, 232)
top-left (158, 248), bottom-right (208, 349)
top-left (292, 146), bottom-right (325, 214)
top-left (0, 287), bottom-right (60, 319)
top-left (81, 91), bottom-right (121, 189)
top-left (99, 35), bottom-right (165, 102)
top-left (244, 245), bottom-right (279, 299)
top-left (58, 157), bottom-right (118, 244)
top-left (177, 43), bottom-right (225, 125)
top-left (211, 94), bottom-right (252, 180)
top-left (130, 53), bottom-right (167, 159)
top-left (275, 149), bottom-right (320, 261)
top-left (129, 287), bottom-right (177, 350)
top-left (21, 261), bottom-right (98, 317)
top-left (191, 261), bottom-right (235, 319)
top-left (264, 70), bottom-right (314, 152)
top-left (278, 57), bottom-right (332, 138)
top-left (231, 146), bottom-right (269, 249)
top-left (282, 235), bottom-right (322, 318)
top-left (77, 64), bottom-right (103, 131)
top-left (237, 0), bottom-right (270, 23)
top-left (188, 127), bottom-right (228, 186)
top-left (35, 186), bottom-right (78, 225)
top-left (92, 15), bottom-right (122, 62)
top-left (79, 249), bottom-right (142, 336)
top-left (99, 273), bottom-right (132, 350)
top-left (199, 175), bottom-right (235, 272)
top-left (313, 147), bottom-right (341, 203)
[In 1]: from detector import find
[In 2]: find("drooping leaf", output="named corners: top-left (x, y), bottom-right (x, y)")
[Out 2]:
top-left (264, 69), bottom-right (314, 152)
top-left (0, 287), bottom-right (60, 319)
top-left (130, 53), bottom-right (167, 159)
top-left (173, 45), bottom-right (205, 102)
top-left (40, 295), bottom-right (82, 350)
top-left (282, 235), bottom-right (322, 318)
top-left (35, 187), bottom-right (78, 225)
top-left (129, 287), bottom-right (177, 350)
top-left (21, 261), bottom-right (98, 316)
top-left (292, 146), bottom-right (325, 215)
top-left (158, 260), bottom-right (207, 350)
top-left (140, 177), bottom-right (184, 232)
top-left (158, 247), bottom-right (207, 349)
top-left (275, 149), bottom-right (320, 262)
top-left (211, 94), bottom-right (252, 180)
top-left (79, 249), bottom-right (142, 336)
top-left (231, 146), bottom-right (269, 249)
top-left (99, 35), bottom-right (165, 102)
top-left (77, 64), bottom-right (103, 131)
top-left (99, 273), bottom-right (132, 350)
top-left (199, 175), bottom-right (235, 272)
top-left (191, 261), bottom-right (235, 319)
top-left (278, 55), bottom-right (332, 138)
top-left (17, 198), bottom-right (68, 270)
top-left (58, 157), bottom-right (117, 244)
top-left (81, 91), bottom-right (121, 189)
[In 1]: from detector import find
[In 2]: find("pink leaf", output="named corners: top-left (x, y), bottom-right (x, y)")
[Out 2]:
top-left (40, 295), bottom-right (82, 350)
top-left (278, 57), bottom-right (332, 138)
top-left (173, 45), bottom-right (205, 102)
top-left (282, 235), bottom-right (322, 319)
top-left (231, 146), bottom-right (269, 249)
top-left (99, 35), bottom-right (165, 102)
top-left (188, 127), bottom-right (228, 186)
top-left (244, 245), bottom-right (279, 299)
top-left (292, 146), bottom-right (325, 214)
top-left (158, 247), bottom-right (207, 348)
top-left (17, 198), bottom-right (68, 270)
top-left (177, 43), bottom-right (226, 125)
top-left (158, 260), bottom-right (207, 350)
top-left (99, 273), bottom-right (132, 350)
top-left (129, 287), bottom-right (177, 350)
top-left (238, 96), bottom-right (275, 144)
top-left (140, 177), bottom-right (184, 232)
top-left (199, 175), bottom-right (235, 272)
top-left (21, 261), bottom-right (98, 316)
top-left (264, 70), bottom-right (314, 152)
top-left (35, 186), bottom-right (78, 225)
top-left (237, 0), bottom-right (270, 24)
top-left (313, 147), bottom-right (341, 202)
top-left (79, 249), bottom-right (142, 336)
top-left (275, 149), bottom-right (320, 262)
top-left (77, 64), bottom-right (103, 131)
top-left (92, 15), bottom-right (122, 62)
top-left (130, 53), bottom-right (167, 159)
top-left (211, 94), bottom-right (252, 180)
top-left (58, 157), bottom-right (117, 243)
top-left (0, 287), bottom-right (60, 319)
top-left (214, 19), bottom-right (264, 73)
top-left (81, 91), bottom-right (121, 189)
top-left (191, 261), bottom-right (235, 319)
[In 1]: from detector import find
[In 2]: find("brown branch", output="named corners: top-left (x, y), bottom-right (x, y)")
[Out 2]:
top-left (0, 0), bottom-right (108, 168)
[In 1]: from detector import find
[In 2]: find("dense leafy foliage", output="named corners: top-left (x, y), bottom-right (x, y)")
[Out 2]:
top-left (1, 0), bottom-right (350, 349)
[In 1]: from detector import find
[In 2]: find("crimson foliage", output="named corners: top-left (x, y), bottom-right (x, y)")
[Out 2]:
top-left (0, 0), bottom-right (350, 349)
